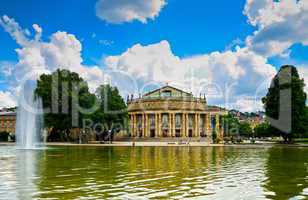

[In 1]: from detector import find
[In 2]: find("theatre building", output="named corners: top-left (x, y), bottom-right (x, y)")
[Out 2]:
top-left (127, 86), bottom-right (226, 141)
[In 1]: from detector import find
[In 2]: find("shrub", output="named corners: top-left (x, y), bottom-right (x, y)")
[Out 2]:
top-left (0, 132), bottom-right (9, 142)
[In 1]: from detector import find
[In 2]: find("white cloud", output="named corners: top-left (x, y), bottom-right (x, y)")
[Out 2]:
top-left (0, 15), bottom-right (30, 46)
top-left (32, 24), bottom-right (42, 41)
top-left (0, 16), bottom-right (109, 95)
top-left (233, 96), bottom-right (264, 113)
top-left (0, 91), bottom-right (16, 109)
top-left (95, 0), bottom-right (166, 24)
top-left (298, 67), bottom-right (308, 94)
top-left (0, 61), bottom-right (14, 77)
top-left (244, 0), bottom-right (308, 57)
top-left (104, 41), bottom-right (276, 111)
top-left (244, 0), bottom-right (302, 28)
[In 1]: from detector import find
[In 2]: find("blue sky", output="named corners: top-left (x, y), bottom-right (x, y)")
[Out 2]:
top-left (0, 0), bottom-right (307, 111)
top-left (1, 0), bottom-right (253, 62)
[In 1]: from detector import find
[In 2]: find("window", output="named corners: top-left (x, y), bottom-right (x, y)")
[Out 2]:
top-left (161, 90), bottom-right (171, 97)
top-left (150, 115), bottom-right (155, 129)
top-left (175, 114), bottom-right (181, 128)
top-left (162, 114), bottom-right (169, 128)
top-left (137, 115), bottom-right (142, 129)
top-left (188, 115), bottom-right (193, 128)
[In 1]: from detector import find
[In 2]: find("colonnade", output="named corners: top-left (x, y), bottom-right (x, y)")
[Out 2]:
top-left (129, 112), bottom-right (223, 139)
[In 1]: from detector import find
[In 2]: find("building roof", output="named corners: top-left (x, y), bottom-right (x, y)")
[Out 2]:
top-left (0, 111), bottom-right (16, 116)
top-left (143, 85), bottom-right (192, 97)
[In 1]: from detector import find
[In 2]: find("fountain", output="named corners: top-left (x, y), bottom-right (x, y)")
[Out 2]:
top-left (15, 81), bottom-right (44, 149)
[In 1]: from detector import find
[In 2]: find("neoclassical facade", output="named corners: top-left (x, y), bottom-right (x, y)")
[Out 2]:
top-left (127, 86), bottom-right (226, 140)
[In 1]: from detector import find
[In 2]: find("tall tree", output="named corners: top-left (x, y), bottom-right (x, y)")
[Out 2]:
top-left (239, 122), bottom-right (253, 138)
top-left (304, 107), bottom-right (308, 138)
top-left (95, 84), bottom-right (127, 130)
top-left (222, 114), bottom-right (240, 137)
top-left (35, 69), bottom-right (96, 140)
top-left (254, 123), bottom-right (272, 138)
top-left (262, 65), bottom-right (307, 142)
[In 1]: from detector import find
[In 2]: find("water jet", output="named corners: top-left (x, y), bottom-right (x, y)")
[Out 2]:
top-left (15, 81), bottom-right (44, 149)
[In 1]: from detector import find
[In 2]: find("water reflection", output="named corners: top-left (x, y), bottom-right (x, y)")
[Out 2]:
top-left (0, 146), bottom-right (307, 200)
top-left (264, 147), bottom-right (308, 200)
top-left (0, 147), bottom-right (41, 200)
top-left (35, 146), bottom-right (269, 199)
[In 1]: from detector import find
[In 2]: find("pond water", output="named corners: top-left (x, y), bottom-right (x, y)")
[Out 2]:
top-left (0, 145), bottom-right (307, 200)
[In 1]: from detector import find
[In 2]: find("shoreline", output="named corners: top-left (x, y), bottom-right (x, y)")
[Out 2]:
top-left (1, 141), bottom-right (307, 147)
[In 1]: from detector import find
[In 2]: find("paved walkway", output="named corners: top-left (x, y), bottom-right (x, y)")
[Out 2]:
top-left (1, 141), bottom-right (307, 147)
top-left (47, 141), bottom-right (219, 147)
top-left (0, 141), bottom-right (276, 147)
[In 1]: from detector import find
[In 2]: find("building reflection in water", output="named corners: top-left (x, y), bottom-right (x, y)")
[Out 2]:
top-left (35, 146), bottom-right (269, 199)
top-left (2, 146), bottom-right (306, 199)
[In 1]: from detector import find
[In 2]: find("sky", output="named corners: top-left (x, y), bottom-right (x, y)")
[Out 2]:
top-left (0, 0), bottom-right (307, 112)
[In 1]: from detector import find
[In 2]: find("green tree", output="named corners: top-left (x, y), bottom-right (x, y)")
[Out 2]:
top-left (254, 123), bottom-right (273, 138)
top-left (222, 114), bottom-right (240, 137)
top-left (35, 69), bottom-right (96, 140)
top-left (0, 132), bottom-right (9, 141)
top-left (262, 65), bottom-right (307, 143)
top-left (95, 84), bottom-right (127, 130)
top-left (239, 122), bottom-right (253, 138)
top-left (304, 107), bottom-right (308, 138)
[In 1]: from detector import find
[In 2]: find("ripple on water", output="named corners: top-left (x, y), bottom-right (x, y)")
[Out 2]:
top-left (1, 146), bottom-right (308, 199)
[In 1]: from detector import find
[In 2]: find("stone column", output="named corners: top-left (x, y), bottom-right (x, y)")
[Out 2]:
top-left (198, 113), bottom-right (201, 137)
top-left (203, 114), bottom-right (207, 137)
top-left (145, 113), bottom-right (148, 137)
top-left (133, 114), bottom-right (137, 137)
top-left (168, 113), bottom-right (172, 137)
top-left (193, 114), bottom-right (196, 137)
top-left (172, 113), bottom-right (176, 137)
top-left (134, 113), bottom-right (137, 137)
top-left (143, 114), bottom-right (146, 137)
top-left (136, 114), bottom-right (139, 137)
top-left (142, 113), bottom-right (145, 138)
top-left (131, 114), bottom-right (133, 137)
top-left (185, 113), bottom-right (189, 137)
top-left (194, 113), bottom-right (199, 137)
top-left (133, 114), bottom-right (136, 138)
top-left (147, 114), bottom-right (150, 137)
top-left (198, 113), bottom-right (204, 137)
top-left (174, 113), bottom-right (176, 137)
top-left (158, 113), bottom-right (161, 137)
top-left (181, 113), bottom-right (185, 137)
top-left (155, 113), bottom-right (158, 138)
top-left (155, 113), bottom-right (159, 137)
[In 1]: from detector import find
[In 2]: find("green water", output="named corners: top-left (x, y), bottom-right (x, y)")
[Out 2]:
top-left (0, 146), bottom-right (307, 200)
